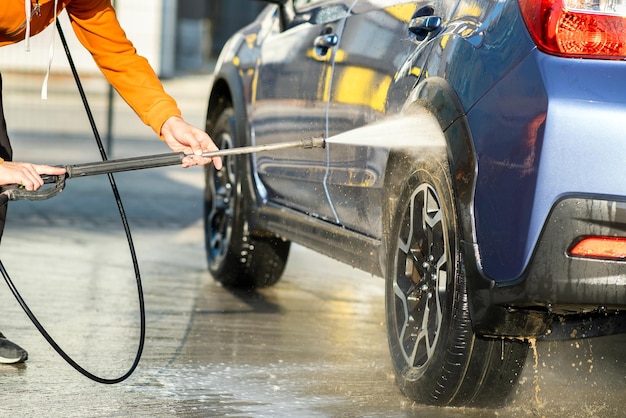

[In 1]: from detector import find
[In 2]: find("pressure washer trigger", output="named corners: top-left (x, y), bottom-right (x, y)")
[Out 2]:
top-left (0, 174), bottom-right (67, 205)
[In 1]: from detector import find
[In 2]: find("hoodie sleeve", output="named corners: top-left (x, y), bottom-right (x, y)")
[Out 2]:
top-left (66, 0), bottom-right (182, 136)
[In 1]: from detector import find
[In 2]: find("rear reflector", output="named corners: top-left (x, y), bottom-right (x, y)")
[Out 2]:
top-left (569, 236), bottom-right (626, 260)
top-left (518, 0), bottom-right (626, 59)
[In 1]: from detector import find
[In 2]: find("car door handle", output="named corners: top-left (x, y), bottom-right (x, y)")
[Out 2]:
top-left (408, 16), bottom-right (442, 36)
top-left (314, 34), bottom-right (338, 56)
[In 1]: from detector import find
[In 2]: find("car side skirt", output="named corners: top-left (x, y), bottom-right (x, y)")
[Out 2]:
top-left (256, 203), bottom-right (384, 278)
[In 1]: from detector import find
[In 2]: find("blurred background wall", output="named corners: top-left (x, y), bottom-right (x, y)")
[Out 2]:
top-left (0, 0), bottom-right (266, 78)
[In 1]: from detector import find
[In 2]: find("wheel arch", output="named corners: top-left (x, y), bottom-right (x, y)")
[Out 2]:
top-left (381, 76), bottom-right (478, 279)
top-left (206, 66), bottom-right (265, 209)
top-left (206, 71), bottom-right (248, 147)
top-left (380, 77), bottom-right (554, 338)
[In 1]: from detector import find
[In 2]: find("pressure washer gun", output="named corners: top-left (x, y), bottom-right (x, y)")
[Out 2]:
top-left (0, 137), bottom-right (325, 205)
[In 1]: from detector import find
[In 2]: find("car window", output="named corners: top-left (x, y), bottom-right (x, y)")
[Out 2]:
top-left (291, 0), bottom-right (350, 26)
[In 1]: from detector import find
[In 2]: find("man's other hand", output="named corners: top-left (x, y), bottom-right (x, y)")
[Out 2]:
top-left (0, 162), bottom-right (66, 191)
top-left (161, 116), bottom-right (223, 169)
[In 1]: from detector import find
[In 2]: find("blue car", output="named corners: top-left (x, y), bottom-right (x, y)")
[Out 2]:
top-left (203, 0), bottom-right (626, 407)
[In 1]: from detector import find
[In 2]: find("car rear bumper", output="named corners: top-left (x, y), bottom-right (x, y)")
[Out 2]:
top-left (469, 50), bottom-right (626, 283)
top-left (468, 196), bottom-right (626, 337)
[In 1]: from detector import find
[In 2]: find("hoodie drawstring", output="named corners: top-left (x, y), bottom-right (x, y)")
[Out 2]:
top-left (24, 0), bottom-right (59, 99)
top-left (24, 0), bottom-right (31, 51)
top-left (41, 0), bottom-right (59, 100)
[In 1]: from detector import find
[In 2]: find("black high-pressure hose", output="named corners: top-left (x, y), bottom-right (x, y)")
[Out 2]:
top-left (0, 20), bottom-right (145, 384)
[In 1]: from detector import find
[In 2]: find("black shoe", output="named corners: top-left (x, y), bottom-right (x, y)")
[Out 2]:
top-left (0, 332), bottom-right (28, 364)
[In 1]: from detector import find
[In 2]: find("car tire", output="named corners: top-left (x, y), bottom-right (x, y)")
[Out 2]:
top-left (385, 157), bottom-right (528, 408)
top-left (204, 107), bottom-right (290, 288)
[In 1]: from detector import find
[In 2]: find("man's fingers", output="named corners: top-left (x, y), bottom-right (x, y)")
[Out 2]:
top-left (181, 154), bottom-right (222, 169)
top-left (0, 162), bottom-right (65, 190)
top-left (161, 116), bottom-right (223, 169)
top-left (197, 134), bottom-right (223, 170)
top-left (19, 172), bottom-right (43, 191)
top-left (183, 132), bottom-right (222, 169)
top-left (34, 164), bottom-right (66, 176)
top-left (20, 164), bottom-right (65, 190)
top-left (210, 155), bottom-right (223, 170)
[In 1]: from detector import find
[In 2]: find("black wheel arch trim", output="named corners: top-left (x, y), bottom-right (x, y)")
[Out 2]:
top-left (382, 75), bottom-right (482, 292)
top-left (206, 63), bottom-right (269, 236)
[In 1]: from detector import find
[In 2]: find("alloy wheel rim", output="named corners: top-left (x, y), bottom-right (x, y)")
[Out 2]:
top-left (207, 132), bottom-right (236, 267)
top-left (393, 183), bottom-right (448, 374)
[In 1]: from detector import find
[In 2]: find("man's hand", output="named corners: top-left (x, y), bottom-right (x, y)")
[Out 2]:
top-left (161, 116), bottom-right (223, 169)
top-left (0, 162), bottom-right (66, 191)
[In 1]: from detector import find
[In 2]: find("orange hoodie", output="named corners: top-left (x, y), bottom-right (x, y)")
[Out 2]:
top-left (0, 0), bottom-right (182, 136)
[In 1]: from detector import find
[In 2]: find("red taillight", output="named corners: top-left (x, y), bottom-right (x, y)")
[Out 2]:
top-left (518, 0), bottom-right (626, 59)
top-left (569, 236), bottom-right (626, 260)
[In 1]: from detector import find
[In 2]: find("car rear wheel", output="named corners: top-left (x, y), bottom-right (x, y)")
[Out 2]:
top-left (385, 158), bottom-right (528, 408)
top-left (204, 107), bottom-right (290, 288)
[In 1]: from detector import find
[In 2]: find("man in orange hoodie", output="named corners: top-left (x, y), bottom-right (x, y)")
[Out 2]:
top-left (0, 0), bottom-right (222, 363)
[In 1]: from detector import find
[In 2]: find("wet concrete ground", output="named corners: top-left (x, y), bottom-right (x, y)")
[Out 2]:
top-left (0, 74), bottom-right (623, 417)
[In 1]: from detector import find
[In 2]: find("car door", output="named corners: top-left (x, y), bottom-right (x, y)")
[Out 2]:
top-left (251, 0), bottom-right (351, 221)
top-left (324, 0), bottom-right (448, 237)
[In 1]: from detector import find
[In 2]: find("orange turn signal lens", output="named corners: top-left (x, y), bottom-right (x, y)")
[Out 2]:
top-left (569, 236), bottom-right (626, 260)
